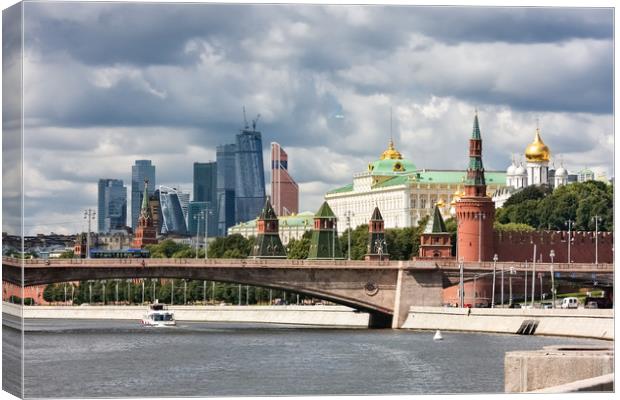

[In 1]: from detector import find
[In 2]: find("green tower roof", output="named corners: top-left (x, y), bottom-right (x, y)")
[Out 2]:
top-left (315, 201), bottom-right (336, 219)
top-left (258, 198), bottom-right (278, 220)
top-left (471, 112), bottom-right (481, 140)
top-left (424, 205), bottom-right (447, 234)
top-left (370, 206), bottom-right (383, 221)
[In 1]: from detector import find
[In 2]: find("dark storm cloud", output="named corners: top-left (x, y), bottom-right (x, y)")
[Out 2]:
top-left (15, 3), bottom-right (614, 234)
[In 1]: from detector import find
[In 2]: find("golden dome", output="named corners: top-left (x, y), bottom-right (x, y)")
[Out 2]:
top-left (380, 138), bottom-right (403, 160)
top-left (525, 128), bottom-right (550, 162)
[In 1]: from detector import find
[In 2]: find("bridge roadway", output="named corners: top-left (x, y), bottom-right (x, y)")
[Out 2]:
top-left (2, 257), bottom-right (613, 328)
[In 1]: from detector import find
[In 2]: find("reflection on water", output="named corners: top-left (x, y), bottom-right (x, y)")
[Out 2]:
top-left (3, 317), bottom-right (605, 397)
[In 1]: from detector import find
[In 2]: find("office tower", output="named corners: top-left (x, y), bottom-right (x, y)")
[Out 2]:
top-left (216, 143), bottom-right (237, 236)
top-left (158, 186), bottom-right (188, 235)
top-left (149, 190), bottom-right (162, 235)
top-left (235, 126), bottom-right (266, 224)
top-left (131, 160), bottom-right (156, 230)
top-left (97, 179), bottom-right (127, 233)
top-left (271, 142), bottom-right (299, 216)
top-left (178, 191), bottom-right (190, 226)
top-left (193, 162), bottom-right (217, 203)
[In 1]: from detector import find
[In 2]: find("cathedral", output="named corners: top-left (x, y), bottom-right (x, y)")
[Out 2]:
top-left (493, 126), bottom-right (569, 208)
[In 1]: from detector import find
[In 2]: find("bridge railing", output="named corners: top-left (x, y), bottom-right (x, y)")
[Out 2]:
top-left (3, 257), bottom-right (613, 271)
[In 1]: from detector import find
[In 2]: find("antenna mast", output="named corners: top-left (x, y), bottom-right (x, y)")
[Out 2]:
top-left (243, 106), bottom-right (249, 130)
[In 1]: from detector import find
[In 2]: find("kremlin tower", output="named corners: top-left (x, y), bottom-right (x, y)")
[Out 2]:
top-left (132, 179), bottom-right (158, 248)
top-left (455, 113), bottom-right (495, 262)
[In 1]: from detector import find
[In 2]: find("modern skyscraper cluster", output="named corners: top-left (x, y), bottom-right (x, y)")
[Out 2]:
top-left (97, 179), bottom-right (127, 233)
top-left (95, 115), bottom-right (301, 238)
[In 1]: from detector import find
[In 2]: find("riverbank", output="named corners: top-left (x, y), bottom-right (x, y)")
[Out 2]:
top-left (1, 302), bottom-right (369, 327)
top-left (402, 306), bottom-right (613, 340)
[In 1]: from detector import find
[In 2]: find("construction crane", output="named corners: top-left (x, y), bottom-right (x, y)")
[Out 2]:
top-left (252, 114), bottom-right (261, 132)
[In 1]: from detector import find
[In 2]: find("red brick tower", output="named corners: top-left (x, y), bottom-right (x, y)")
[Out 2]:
top-left (132, 179), bottom-right (158, 248)
top-left (455, 113), bottom-right (495, 262)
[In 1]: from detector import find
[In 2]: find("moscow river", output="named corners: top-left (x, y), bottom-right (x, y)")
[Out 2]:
top-left (3, 315), bottom-right (603, 398)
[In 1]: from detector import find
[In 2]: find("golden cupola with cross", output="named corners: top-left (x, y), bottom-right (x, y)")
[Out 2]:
top-left (524, 128), bottom-right (550, 163)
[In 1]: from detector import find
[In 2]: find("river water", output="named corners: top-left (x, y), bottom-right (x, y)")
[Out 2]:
top-left (3, 315), bottom-right (604, 398)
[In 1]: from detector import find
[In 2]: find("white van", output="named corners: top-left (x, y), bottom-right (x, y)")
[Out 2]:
top-left (561, 297), bottom-right (579, 309)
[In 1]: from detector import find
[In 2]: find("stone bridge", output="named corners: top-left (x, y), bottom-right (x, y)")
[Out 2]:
top-left (2, 257), bottom-right (613, 328)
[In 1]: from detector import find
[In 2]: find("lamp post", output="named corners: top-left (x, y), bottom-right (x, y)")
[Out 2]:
top-left (531, 245), bottom-right (537, 307)
top-left (459, 257), bottom-right (464, 308)
top-left (205, 209), bottom-right (213, 260)
top-left (472, 274), bottom-right (477, 307)
top-left (83, 209), bottom-right (96, 259)
top-left (101, 280), bottom-right (107, 305)
top-left (141, 280), bottom-right (145, 304)
top-left (491, 254), bottom-right (498, 308)
top-left (184, 280), bottom-right (187, 305)
top-left (550, 250), bottom-right (556, 308)
top-left (476, 212), bottom-right (486, 263)
top-left (509, 267), bottom-right (515, 306)
top-left (171, 279), bottom-right (175, 305)
top-left (126, 279), bottom-right (132, 304)
top-left (115, 280), bottom-right (119, 303)
top-left (151, 279), bottom-right (156, 302)
top-left (344, 211), bottom-right (354, 261)
top-left (203, 281), bottom-right (207, 304)
top-left (193, 211), bottom-right (203, 259)
top-left (524, 261), bottom-right (528, 305)
top-left (566, 219), bottom-right (573, 264)
top-left (64, 283), bottom-right (67, 304)
top-left (246, 285), bottom-right (249, 305)
top-left (88, 281), bottom-right (93, 304)
top-left (374, 238), bottom-right (386, 262)
top-left (592, 215), bottom-right (601, 265)
top-left (212, 281), bottom-right (216, 304)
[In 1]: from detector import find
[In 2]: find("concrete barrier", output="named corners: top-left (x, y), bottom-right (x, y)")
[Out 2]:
top-left (505, 346), bottom-right (614, 392)
top-left (401, 306), bottom-right (613, 340)
top-left (2, 302), bottom-right (369, 327)
top-left (531, 373), bottom-right (614, 393)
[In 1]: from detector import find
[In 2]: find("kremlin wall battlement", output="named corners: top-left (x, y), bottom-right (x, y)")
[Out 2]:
top-left (493, 230), bottom-right (613, 264)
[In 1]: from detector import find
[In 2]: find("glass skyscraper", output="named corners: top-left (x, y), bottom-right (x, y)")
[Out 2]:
top-left (216, 143), bottom-right (237, 236)
top-left (97, 179), bottom-right (127, 233)
top-left (131, 160), bottom-right (156, 231)
top-left (193, 162), bottom-right (217, 203)
top-left (158, 186), bottom-right (188, 235)
top-left (234, 128), bottom-right (266, 224)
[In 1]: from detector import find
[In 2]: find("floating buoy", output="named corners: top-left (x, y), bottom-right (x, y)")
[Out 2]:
top-left (433, 330), bottom-right (443, 341)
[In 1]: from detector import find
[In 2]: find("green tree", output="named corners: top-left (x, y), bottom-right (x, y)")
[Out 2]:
top-left (286, 230), bottom-right (312, 259)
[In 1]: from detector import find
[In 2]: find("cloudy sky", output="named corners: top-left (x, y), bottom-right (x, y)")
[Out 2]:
top-left (4, 2), bottom-right (614, 235)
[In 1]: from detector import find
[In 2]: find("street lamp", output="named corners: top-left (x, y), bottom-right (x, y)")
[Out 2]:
top-left (565, 219), bottom-right (573, 264)
top-left (171, 279), bottom-right (175, 305)
top-left (476, 212), bottom-right (486, 263)
top-left (374, 238), bottom-right (386, 262)
top-left (83, 209), bottom-right (96, 259)
top-left (344, 211), bottom-right (354, 261)
top-left (126, 279), bottom-right (132, 304)
top-left (193, 211), bottom-right (203, 259)
top-left (550, 250), bottom-right (556, 308)
top-left (141, 280), bottom-right (145, 304)
top-left (115, 280), bottom-right (120, 303)
top-left (509, 267), bottom-right (515, 306)
top-left (151, 279), bottom-right (157, 303)
top-left (101, 280), bottom-right (107, 305)
top-left (238, 284), bottom-right (242, 306)
top-left (491, 254), bottom-right (498, 308)
top-left (592, 215), bottom-right (602, 265)
top-left (459, 257), bottom-right (464, 308)
top-left (184, 280), bottom-right (188, 305)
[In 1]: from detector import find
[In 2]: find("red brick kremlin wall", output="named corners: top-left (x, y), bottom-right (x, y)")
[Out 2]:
top-left (493, 230), bottom-right (613, 264)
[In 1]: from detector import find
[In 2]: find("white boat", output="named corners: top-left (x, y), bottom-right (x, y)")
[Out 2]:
top-left (141, 300), bottom-right (176, 327)
top-left (433, 330), bottom-right (443, 341)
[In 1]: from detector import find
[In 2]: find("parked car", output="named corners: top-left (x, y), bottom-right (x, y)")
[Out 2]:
top-left (541, 303), bottom-right (553, 309)
top-left (584, 301), bottom-right (599, 309)
top-left (561, 297), bottom-right (579, 309)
